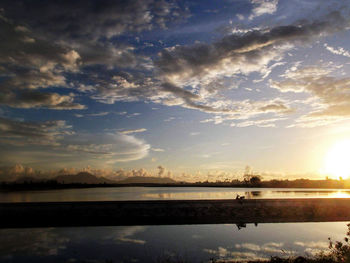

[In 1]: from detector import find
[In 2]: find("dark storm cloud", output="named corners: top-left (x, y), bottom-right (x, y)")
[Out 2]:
top-left (0, 15), bottom-right (85, 109)
top-left (0, 90), bottom-right (85, 110)
top-left (0, 5), bottom-right (150, 70)
top-left (78, 43), bottom-right (137, 68)
top-left (156, 11), bottom-right (348, 80)
top-left (0, 65), bottom-right (66, 91)
top-left (161, 82), bottom-right (199, 100)
top-left (0, 0), bottom-right (186, 41)
top-left (0, 15), bottom-right (147, 109)
top-left (0, 0), bottom-right (164, 70)
top-left (69, 41), bottom-right (154, 70)
top-left (0, 0), bottom-right (188, 110)
top-left (0, 18), bottom-right (80, 71)
top-left (0, 0), bottom-right (188, 70)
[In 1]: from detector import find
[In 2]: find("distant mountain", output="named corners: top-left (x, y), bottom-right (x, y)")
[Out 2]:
top-left (117, 176), bottom-right (177, 184)
top-left (54, 172), bottom-right (116, 184)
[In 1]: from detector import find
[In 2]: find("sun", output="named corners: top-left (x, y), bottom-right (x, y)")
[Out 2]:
top-left (323, 139), bottom-right (350, 179)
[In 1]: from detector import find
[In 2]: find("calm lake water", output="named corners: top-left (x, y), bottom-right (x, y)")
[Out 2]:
top-left (1, 186), bottom-right (350, 202)
top-left (1, 187), bottom-right (349, 262)
top-left (0, 222), bottom-right (348, 263)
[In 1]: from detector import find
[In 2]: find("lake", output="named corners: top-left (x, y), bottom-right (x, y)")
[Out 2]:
top-left (1, 186), bottom-right (350, 202)
top-left (1, 187), bottom-right (349, 262)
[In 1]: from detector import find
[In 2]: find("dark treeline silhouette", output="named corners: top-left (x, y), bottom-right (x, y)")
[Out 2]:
top-left (189, 176), bottom-right (350, 189)
top-left (1, 172), bottom-right (350, 191)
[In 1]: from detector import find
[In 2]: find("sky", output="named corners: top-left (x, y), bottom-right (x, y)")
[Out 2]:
top-left (1, 0), bottom-right (350, 181)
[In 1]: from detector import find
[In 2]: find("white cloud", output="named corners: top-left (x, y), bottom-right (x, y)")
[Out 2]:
top-left (324, 43), bottom-right (350, 58)
top-left (0, 117), bottom-right (151, 167)
top-left (203, 247), bottom-right (229, 258)
top-left (150, 12), bottom-right (348, 118)
top-left (294, 241), bottom-right (329, 256)
top-left (152, 148), bottom-right (165, 152)
top-left (64, 132), bottom-right (151, 163)
top-left (271, 66), bottom-right (350, 127)
top-left (294, 241), bottom-right (328, 249)
top-left (87, 112), bottom-right (110, 117)
top-left (198, 98), bottom-right (293, 127)
top-left (236, 243), bottom-right (261, 251)
top-left (249, 0), bottom-right (279, 20)
top-left (232, 117), bottom-right (287, 128)
top-left (120, 128), bottom-right (147, 134)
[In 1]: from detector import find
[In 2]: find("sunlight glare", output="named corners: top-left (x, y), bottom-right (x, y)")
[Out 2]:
top-left (323, 139), bottom-right (350, 179)
top-left (329, 191), bottom-right (350, 198)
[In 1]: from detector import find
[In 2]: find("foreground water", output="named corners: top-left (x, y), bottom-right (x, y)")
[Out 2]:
top-left (1, 188), bottom-right (349, 262)
top-left (1, 187), bottom-right (350, 202)
top-left (0, 222), bottom-right (348, 263)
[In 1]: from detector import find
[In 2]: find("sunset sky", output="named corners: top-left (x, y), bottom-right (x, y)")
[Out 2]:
top-left (1, 0), bottom-right (350, 181)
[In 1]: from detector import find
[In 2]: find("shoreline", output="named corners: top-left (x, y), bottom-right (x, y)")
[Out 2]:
top-left (1, 183), bottom-right (350, 192)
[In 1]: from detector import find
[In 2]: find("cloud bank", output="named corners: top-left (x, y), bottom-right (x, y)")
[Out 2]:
top-left (0, 117), bottom-right (151, 166)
